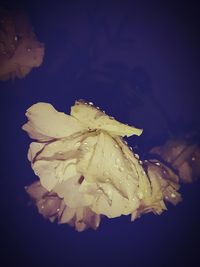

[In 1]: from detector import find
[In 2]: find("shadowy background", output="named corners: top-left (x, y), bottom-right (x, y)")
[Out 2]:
top-left (0, 0), bottom-right (200, 266)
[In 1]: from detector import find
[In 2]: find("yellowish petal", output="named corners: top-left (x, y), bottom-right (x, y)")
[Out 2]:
top-left (71, 101), bottom-right (142, 137)
top-left (22, 102), bottom-right (86, 141)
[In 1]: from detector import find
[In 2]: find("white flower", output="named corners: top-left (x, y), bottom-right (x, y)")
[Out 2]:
top-left (23, 100), bottom-right (182, 231)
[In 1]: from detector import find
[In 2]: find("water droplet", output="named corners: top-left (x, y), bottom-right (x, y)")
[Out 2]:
top-left (58, 151), bottom-right (63, 155)
top-left (171, 193), bottom-right (176, 198)
top-left (137, 192), bottom-right (143, 199)
top-left (139, 160), bottom-right (143, 165)
top-left (14, 35), bottom-right (18, 41)
top-left (109, 116), bottom-right (114, 119)
top-left (129, 146), bottom-right (133, 151)
top-left (123, 140), bottom-right (128, 145)
top-left (97, 189), bottom-right (102, 193)
top-left (155, 162), bottom-right (160, 166)
top-left (105, 178), bottom-right (110, 183)
top-left (41, 205), bottom-right (44, 209)
top-left (56, 208), bottom-right (60, 212)
top-left (191, 157), bottom-right (196, 161)
top-left (114, 144), bottom-right (119, 148)
top-left (134, 154), bottom-right (139, 159)
top-left (96, 106), bottom-right (100, 110)
top-left (27, 47), bottom-right (31, 52)
top-left (83, 142), bottom-right (88, 145)
top-left (88, 102), bottom-right (94, 105)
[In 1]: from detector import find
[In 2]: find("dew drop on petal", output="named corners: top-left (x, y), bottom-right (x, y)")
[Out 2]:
top-left (171, 193), bottom-right (176, 198)
top-left (137, 192), bottom-right (143, 199)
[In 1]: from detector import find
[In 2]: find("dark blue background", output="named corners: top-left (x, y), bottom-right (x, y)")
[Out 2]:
top-left (1, 1), bottom-right (200, 266)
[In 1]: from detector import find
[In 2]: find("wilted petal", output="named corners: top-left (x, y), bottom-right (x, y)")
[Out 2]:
top-left (59, 206), bottom-right (76, 224)
top-left (25, 180), bottom-right (48, 200)
top-left (150, 138), bottom-right (200, 183)
top-left (37, 195), bottom-right (61, 218)
top-left (145, 161), bottom-right (182, 206)
top-left (82, 207), bottom-right (101, 230)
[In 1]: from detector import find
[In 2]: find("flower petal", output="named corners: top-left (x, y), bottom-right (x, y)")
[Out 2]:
top-left (22, 102), bottom-right (86, 141)
top-left (71, 101), bottom-right (142, 137)
top-left (32, 160), bottom-right (60, 191)
top-left (54, 175), bottom-right (92, 208)
top-left (78, 132), bottom-right (138, 200)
